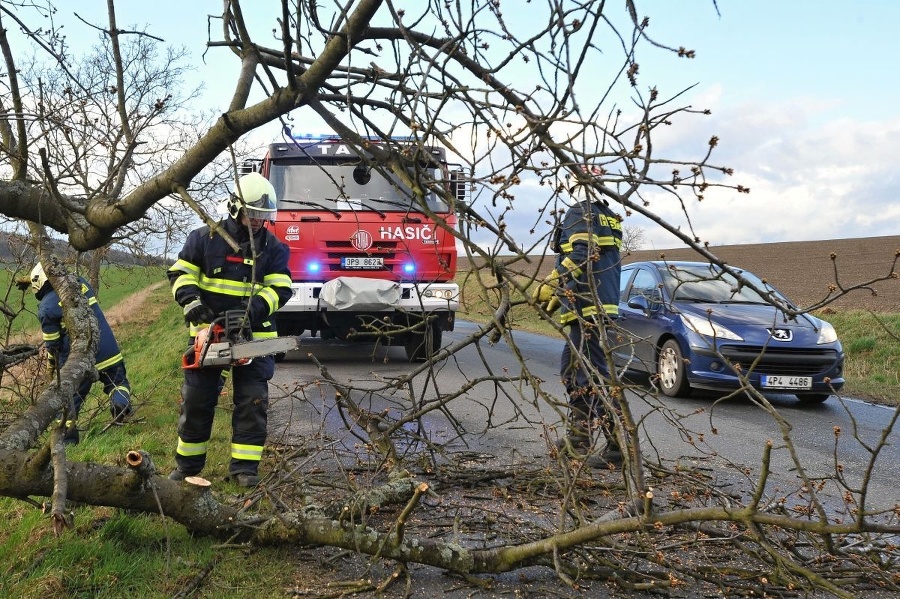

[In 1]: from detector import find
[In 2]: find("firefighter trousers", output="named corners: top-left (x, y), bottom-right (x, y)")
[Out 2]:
top-left (560, 319), bottom-right (621, 444)
top-left (72, 360), bottom-right (132, 417)
top-left (175, 354), bottom-right (274, 477)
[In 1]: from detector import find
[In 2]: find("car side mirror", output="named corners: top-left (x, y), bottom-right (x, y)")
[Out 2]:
top-left (627, 295), bottom-right (652, 315)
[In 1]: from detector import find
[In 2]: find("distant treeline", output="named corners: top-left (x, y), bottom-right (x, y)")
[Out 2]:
top-left (0, 231), bottom-right (169, 267)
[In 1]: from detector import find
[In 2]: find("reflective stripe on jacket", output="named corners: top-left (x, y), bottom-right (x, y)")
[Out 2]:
top-left (36, 277), bottom-right (124, 370)
top-left (167, 216), bottom-right (292, 339)
top-left (553, 200), bottom-right (623, 324)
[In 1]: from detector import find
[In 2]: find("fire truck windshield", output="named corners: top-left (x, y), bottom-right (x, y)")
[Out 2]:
top-left (269, 161), bottom-right (451, 214)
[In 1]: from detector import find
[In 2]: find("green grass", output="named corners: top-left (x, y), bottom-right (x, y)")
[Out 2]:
top-left (0, 269), bottom-right (300, 599)
top-left (819, 310), bottom-right (900, 403)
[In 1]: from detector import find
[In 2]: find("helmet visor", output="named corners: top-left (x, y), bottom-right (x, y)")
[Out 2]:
top-left (232, 193), bottom-right (276, 222)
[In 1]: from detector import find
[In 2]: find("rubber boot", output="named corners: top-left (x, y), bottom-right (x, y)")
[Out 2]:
top-left (111, 401), bottom-right (132, 424)
top-left (555, 409), bottom-right (593, 456)
top-left (585, 426), bottom-right (624, 470)
top-left (233, 473), bottom-right (260, 488)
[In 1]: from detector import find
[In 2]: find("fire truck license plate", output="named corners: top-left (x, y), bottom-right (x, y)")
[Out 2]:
top-left (342, 256), bottom-right (384, 269)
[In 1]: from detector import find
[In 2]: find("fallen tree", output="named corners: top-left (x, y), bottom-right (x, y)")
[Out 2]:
top-left (1, 1), bottom-right (899, 596)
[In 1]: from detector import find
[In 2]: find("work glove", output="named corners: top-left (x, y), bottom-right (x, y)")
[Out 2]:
top-left (240, 297), bottom-right (269, 324)
top-left (532, 270), bottom-right (560, 307)
top-left (544, 296), bottom-right (561, 315)
top-left (183, 298), bottom-right (215, 326)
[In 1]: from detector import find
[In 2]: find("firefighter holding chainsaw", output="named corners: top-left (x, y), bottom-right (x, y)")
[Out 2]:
top-left (167, 172), bottom-right (292, 487)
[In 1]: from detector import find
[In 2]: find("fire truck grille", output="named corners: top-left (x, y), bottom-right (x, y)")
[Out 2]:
top-left (325, 240), bottom-right (399, 251)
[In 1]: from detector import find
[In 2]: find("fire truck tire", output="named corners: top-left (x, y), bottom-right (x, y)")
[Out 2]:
top-left (404, 323), bottom-right (443, 362)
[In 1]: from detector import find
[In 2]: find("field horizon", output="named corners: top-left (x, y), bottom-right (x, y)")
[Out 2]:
top-left (459, 234), bottom-right (900, 313)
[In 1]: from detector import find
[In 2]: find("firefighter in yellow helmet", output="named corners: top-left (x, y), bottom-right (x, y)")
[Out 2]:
top-left (30, 263), bottom-right (133, 444)
top-left (167, 172), bottom-right (292, 487)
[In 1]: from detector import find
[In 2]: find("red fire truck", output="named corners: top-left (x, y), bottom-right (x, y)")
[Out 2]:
top-left (249, 135), bottom-right (462, 360)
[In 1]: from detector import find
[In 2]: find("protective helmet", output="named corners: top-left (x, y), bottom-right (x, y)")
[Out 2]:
top-left (568, 184), bottom-right (590, 203)
top-left (30, 263), bottom-right (48, 293)
top-left (568, 183), bottom-right (608, 206)
top-left (227, 172), bottom-right (277, 222)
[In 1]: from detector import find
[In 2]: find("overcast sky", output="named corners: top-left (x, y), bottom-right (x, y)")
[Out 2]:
top-left (49, 1), bottom-right (900, 252)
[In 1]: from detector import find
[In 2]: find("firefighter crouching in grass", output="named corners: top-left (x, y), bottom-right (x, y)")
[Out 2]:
top-left (167, 172), bottom-right (292, 487)
top-left (25, 263), bottom-right (133, 445)
top-left (534, 183), bottom-right (624, 469)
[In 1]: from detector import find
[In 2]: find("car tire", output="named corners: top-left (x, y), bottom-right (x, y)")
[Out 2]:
top-left (797, 393), bottom-right (830, 404)
top-left (657, 339), bottom-right (690, 397)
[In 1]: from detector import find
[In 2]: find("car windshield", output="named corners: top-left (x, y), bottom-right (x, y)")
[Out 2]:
top-left (659, 264), bottom-right (783, 304)
top-left (269, 160), bottom-right (451, 213)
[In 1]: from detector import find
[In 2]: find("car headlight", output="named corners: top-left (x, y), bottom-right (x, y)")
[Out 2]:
top-left (681, 313), bottom-right (743, 341)
top-left (817, 322), bottom-right (839, 344)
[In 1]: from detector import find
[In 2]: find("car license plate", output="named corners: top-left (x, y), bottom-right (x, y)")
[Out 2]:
top-left (342, 256), bottom-right (384, 269)
top-left (761, 375), bottom-right (812, 390)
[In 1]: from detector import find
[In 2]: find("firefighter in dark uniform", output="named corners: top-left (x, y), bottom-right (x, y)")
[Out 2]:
top-left (31, 263), bottom-right (133, 445)
top-left (167, 172), bottom-right (292, 487)
top-left (535, 183), bottom-right (624, 468)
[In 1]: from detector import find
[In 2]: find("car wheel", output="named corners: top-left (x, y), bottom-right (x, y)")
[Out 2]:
top-left (657, 339), bottom-right (690, 397)
top-left (797, 393), bottom-right (830, 404)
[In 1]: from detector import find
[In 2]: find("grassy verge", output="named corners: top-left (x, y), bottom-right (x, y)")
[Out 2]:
top-left (821, 311), bottom-right (900, 404)
top-left (455, 269), bottom-right (900, 406)
top-left (0, 271), bottom-right (300, 598)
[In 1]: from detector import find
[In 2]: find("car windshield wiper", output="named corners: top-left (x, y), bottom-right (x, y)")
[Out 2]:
top-left (718, 299), bottom-right (770, 305)
top-left (673, 296), bottom-right (714, 303)
top-left (279, 198), bottom-right (342, 218)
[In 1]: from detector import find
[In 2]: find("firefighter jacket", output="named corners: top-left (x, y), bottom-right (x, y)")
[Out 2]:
top-left (167, 216), bottom-right (293, 339)
top-left (36, 277), bottom-right (124, 371)
top-left (551, 200), bottom-right (623, 325)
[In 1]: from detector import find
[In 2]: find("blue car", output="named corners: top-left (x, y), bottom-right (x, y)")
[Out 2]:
top-left (612, 261), bottom-right (844, 403)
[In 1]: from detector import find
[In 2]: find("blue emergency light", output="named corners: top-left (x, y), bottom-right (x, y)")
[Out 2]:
top-left (288, 131), bottom-right (416, 143)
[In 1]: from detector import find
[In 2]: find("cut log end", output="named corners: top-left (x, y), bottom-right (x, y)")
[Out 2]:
top-left (184, 476), bottom-right (212, 487)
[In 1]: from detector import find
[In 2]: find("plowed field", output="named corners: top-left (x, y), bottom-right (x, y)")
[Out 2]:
top-left (462, 235), bottom-right (900, 312)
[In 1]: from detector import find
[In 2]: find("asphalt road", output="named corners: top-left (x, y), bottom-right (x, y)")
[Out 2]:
top-left (270, 319), bottom-right (900, 515)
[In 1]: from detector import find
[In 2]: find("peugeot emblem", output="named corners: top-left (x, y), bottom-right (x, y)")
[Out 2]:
top-left (769, 328), bottom-right (793, 342)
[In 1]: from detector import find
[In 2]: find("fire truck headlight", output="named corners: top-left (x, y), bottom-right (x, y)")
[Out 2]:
top-left (424, 289), bottom-right (454, 299)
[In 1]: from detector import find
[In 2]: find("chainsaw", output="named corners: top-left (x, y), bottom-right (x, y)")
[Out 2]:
top-left (182, 310), bottom-right (300, 369)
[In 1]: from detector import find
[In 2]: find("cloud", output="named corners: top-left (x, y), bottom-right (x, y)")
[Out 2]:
top-left (628, 88), bottom-right (900, 250)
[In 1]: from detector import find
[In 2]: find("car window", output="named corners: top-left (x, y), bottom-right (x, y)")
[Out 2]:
top-left (619, 268), bottom-right (636, 302)
top-left (628, 268), bottom-right (662, 304)
top-left (661, 264), bottom-right (783, 304)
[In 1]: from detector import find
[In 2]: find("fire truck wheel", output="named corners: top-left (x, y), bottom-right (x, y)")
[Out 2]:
top-left (404, 324), bottom-right (443, 362)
